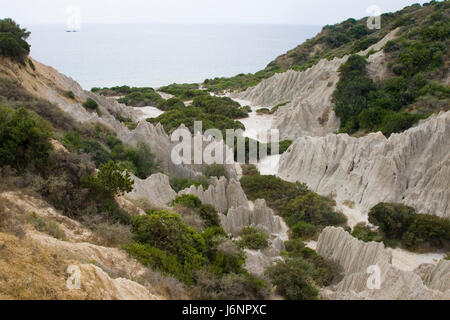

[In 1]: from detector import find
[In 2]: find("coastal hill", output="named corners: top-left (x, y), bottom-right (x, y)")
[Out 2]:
top-left (0, 1), bottom-right (449, 300)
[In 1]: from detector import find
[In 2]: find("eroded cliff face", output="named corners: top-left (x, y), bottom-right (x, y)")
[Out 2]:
top-left (0, 57), bottom-right (200, 179)
top-left (127, 173), bottom-right (177, 208)
top-left (278, 111), bottom-right (450, 219)
top-left (232, 58), bottom-right (342, 140)
top-left (179, 177), bottom-right (249, 213)
top-left (0, 191), bottom-right (165, 300)
top-left (231, 29), bottom-right (399, 140)
top-left (316, 227), bottom-right (450, 300)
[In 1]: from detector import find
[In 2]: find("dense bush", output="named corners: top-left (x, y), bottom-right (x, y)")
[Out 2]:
top-left (157, 97), bottom-right (185, 111)
top-left (159, 83), bottom-right (206, 100)
top-left (126, 209), bottom-right (254, 289)
top-left (118, 88), bottom-right (163, 107)
top-left (283, 193), bottom-right (347, 237)
top-left (369, 203), bottom-right (450, 250)
top-left (0, 18), bottom-right (30, 62)
top-left (265, 258), bottom-right (319, 300)
top-left (192, 95), bottom-right (249, 119)
top-left (82, 160), bottom-right (134, 198)
top-left (82, 98), bottom-right (99, 110)
top-left (240, 172), bottom-right (346, 240)
top-left (351, 223), bottom-right (384, 243)
top-left (63, 131), bottom-right (158, 178)
top-left (0, 106), bottom-right (52, 170)
top-left (171, 194), bottom-right (221, 228)
top-left (204, 164), bottom-right (228, 179)
top-left (147, 106), bottom-right (245, 135)
top-left (332, 54), bottom-right (374, 132)
top-left (169, 176), bottom-right (210, 193)
top-left (238, 227), bottom-right (269, 250)
top-left (369, 203), bottom-right (416, 239)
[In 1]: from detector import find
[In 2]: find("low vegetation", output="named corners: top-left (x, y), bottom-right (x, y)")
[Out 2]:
top-left (266, 239), bottom-right (341, 300)
top-left (91, 86), bottom-right (164, 108)
top-left (159, 83), bottom-right (206, 100)
top-left (125, 206), bottom-right (269, 298)
top-left (0, 18), bottom-right (30, 62)
top-left (0, 106), bottom-right (52, 170)
top-left (240, 169), bottom-right (345, 299)
top-left (367, 203), bottom-right (450, 251)
top-left (238, 227), bottom-right (269, 250)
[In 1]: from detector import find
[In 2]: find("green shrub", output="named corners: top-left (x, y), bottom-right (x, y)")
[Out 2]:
top-left (191, 95), bottom-right (249, 119)
top-left (65, 91), bottom-right (75, 99)
top-left (283, 192), bottom-right (347, 230)
top-left (204, 164), bottom-right (228, 179)
top-left (157, 97), bottom-right (185, 111)
top-left (284, 239), bottom-right (341, 286)
top-left (402, 214), bottom-right (450, 250)
top-left (83, 98), bottom-right (99, 110)
top-left (292, 221), bottom-right (317, 239)
top-left (369, 203), bottom-right (416, 239)
top-left (171, 195), bottom-right (221, 227)
top-left (0, 106), bottom-right (52, 170)
top-left (265, 258), bottom-right (319, 300)
top-left (239, 227), bottom-right (269, 250)
top-left (159, 83), bottom-right (206, 100)
top-left (256, 108), bottom-right (270, 115)
top-left (351, 224), bottom-right (384, 243)
top-left (82, 160), bottom-right (134, 198)
top-left (147, 106), bottom-right (244, 135)
top-left (369, 202), bottom-right (450, 251)
top-left (169, 176), bottom-right (210, 192)
top-left (128, 210), bottom-right (208, 284)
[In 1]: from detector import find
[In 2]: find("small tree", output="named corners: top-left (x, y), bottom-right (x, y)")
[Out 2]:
top-left (82, 161), bottom-right (134, 198)
top-left (83, 98), bottom-right (99, 110)
top-left (0, 106), bottom-right (51, 170)
top-left (0, 18), bottom-right (31, 62)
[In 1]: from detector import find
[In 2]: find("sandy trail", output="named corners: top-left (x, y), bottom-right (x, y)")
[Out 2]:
top-left (133, 106), bottom-right (164, 120)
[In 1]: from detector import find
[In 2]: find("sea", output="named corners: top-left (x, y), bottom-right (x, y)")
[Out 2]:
top-left (26, 23), bottom-right (322, 90)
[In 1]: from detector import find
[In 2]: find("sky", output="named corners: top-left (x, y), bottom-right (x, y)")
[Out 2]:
top-left (0, 0), bottom-right (433, 26)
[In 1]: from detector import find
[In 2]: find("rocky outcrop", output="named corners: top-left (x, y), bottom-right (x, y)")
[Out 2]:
top-left (420, 260), bottom-right (450, 292)
top-left (219, 199), bottom-right (287, 237)
top-left (179, 177), bottom-right (249, 213)
top-left (232, 57), bottom-right (342, 140)
top-left (231, 29), bottom-right (399, 140)
top-left (316, 227), bottom-right (450, 300)
top-left (278, 111), bottom-right (450, 218)
top-left (127, 173), bottom-right (177, 208)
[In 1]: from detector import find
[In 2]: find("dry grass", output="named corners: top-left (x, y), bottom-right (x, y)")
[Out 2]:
top-left (0, 232), bottom-right (97, 300)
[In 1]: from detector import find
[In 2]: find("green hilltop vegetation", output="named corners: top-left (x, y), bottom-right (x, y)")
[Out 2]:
top-left (203, 1), bottom-right (449, 93)
top-left (203, 1), bottom-right (450, 136)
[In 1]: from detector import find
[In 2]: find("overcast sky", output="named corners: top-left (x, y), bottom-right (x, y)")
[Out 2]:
top-left (1, 0), bottom-right (432, 25)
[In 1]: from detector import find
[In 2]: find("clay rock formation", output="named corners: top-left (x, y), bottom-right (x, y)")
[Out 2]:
top-left (219, 199), bottom-right (287, 237)
top-left (179, 177), bottom-right (249, 213)
top-left (231, 30), bottom-right (399, 140)
top-left (232, 57), bottom-right (343, 140)
top-left (127, 173), bottom-right (177, 208)
top-left (77, 263), bottom-right (161, 300)
top-left (278, 111), bottom-right (450, 218)
top-left (316, 227), bottom-right (450, 300)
